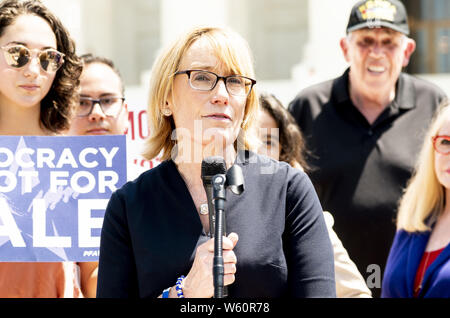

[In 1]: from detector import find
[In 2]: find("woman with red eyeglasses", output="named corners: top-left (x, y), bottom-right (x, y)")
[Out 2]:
top-left (382, 101), bottom-right (450, 298)
top-left (0, 0), bottom-right (93, 297)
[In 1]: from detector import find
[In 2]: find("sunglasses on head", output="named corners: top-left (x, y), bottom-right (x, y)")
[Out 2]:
top-left (1, 44), bottom-right (65, 72)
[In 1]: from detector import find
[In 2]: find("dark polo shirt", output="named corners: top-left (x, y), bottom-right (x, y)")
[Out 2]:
top-left (288, 68), bottom-right (447, 297)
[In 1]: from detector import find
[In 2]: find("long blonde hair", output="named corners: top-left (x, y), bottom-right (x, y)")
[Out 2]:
top-left (396, 101), bottom-right (450, 232)
top-left (142, 26), bottom-right (259, 161)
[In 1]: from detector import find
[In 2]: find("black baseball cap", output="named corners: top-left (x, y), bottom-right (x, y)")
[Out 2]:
top-left (346, 0), bottom-right (409, 35)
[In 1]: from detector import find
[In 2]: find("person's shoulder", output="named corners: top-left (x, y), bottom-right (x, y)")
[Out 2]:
top-left (402, 72), bottom-right (447, 98)
top-left (288, 74), bottom-right (345, 118)
top-left (393, 228), bottom-right (412, 241)
top-left (241, 151), bottom-right (298, 176)
top-left (241, 152), bottom-right (309, 188)
top-left (116, 160), bottom-right (171, 197)
top-left (396, 227), bottom-right (431, 238)
top-left (291, 78), bottom-right (336, 103)
top-left (391, 228), bottom-right (429, 248)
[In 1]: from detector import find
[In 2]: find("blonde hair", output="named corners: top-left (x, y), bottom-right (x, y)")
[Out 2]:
top-left (396, 101), bottom-right (450, 232)
top-left (142, 26), bottom-right (259, 161)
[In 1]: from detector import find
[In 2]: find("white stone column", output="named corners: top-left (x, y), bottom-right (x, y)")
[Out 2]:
top-left (42, 0), bottom-right (84, 52)
top-left (77, 0), bottom-right (114, 57)
top-left (292, 0), bottom-right (355, 87)
top-left (160, 0), bottom-right (228, 46)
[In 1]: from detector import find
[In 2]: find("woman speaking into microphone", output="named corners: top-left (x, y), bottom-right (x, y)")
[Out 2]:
top-left (97, 26), bottom-right (335, 298)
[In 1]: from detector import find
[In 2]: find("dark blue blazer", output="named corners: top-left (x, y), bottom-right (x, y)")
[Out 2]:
top-left (382, 229), bottom-right (450, 298)
top-left (97, 152), bottom-right (336, 298)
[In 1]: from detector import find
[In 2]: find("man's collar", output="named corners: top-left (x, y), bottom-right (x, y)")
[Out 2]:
top-left (394, 72), bottom-right (415, 110)
top-left (332, 68), bottom-right (416, 110)
top-left (331, 68), bottom-right (351, 104)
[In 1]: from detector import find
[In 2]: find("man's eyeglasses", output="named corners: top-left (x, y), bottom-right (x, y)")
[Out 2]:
top-left (432, 135), bottom-right (450, 155)
top-left (77, 96), bottom-right (125, 117)
top-left (175, 69), bottom-right (256, 97)
top-left (1, 44), bottom-right (65, 72)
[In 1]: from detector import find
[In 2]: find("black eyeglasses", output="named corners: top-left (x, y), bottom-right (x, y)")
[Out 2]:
top-left (77, 96), bottom-right (125, 117)
top-left (1, 44), bottom-right (65, 72)
top-left (175, 69), bottom-right (256, 97)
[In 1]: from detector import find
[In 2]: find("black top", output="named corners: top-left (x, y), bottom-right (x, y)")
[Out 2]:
top-left (97, 151), bottom-right (336, 298)
top-left (288, 69), bottom-right (447, 297)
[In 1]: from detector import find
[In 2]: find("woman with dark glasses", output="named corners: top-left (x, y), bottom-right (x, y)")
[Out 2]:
top-left (382, 100), bottom-right (450, 298)
top-left (0, 0), bottom-right (87, 297)
top-left (97, 26), bottom-right (335, 298)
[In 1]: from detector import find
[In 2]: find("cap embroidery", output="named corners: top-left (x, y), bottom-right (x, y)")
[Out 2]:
top-left (358, 0), bottom-right (397, 22)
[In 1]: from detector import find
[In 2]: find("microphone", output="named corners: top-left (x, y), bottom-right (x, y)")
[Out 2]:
top-left (201, 156), bottom-right (227, 238)
top-left (201, 156), bottom-right (245, 298)
top-left (201, 156), bottom-right (228, 298)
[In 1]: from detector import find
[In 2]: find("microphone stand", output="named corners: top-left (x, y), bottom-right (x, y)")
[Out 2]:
top-left (212, 174), bottom-right (227, 298)
top-left (210, 165), bottom-right (245, 298)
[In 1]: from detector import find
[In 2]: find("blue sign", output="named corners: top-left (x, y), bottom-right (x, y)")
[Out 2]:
top-left (0, 135), bottom-right (127, 262)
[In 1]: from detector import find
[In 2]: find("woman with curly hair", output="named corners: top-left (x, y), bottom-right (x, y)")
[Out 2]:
top-left (257, 92), bottom-right (308, 171)
top-left (0, 0), bottom-right (88, 297)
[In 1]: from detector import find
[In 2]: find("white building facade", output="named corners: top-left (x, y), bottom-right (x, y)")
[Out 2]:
top-left (42, 0), bottom-right (450, 175)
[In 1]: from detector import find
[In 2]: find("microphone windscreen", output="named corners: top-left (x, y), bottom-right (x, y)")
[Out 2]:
top-left (226, 165), bottom-right (244, 195)
top-left (201, 156), bottom-right (227, 178)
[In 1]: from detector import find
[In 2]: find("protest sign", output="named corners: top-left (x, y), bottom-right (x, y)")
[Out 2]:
top-left (126, 102), bottom-right (161, 180)
top-left (0, 135), bottom-right (127, 262)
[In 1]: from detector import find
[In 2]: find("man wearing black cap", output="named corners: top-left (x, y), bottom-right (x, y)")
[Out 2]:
top-left (288, 0), bottom-right (447, 297)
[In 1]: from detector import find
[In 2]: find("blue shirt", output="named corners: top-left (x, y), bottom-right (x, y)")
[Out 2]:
top-left (382, 229), bottom-right (450, 298)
